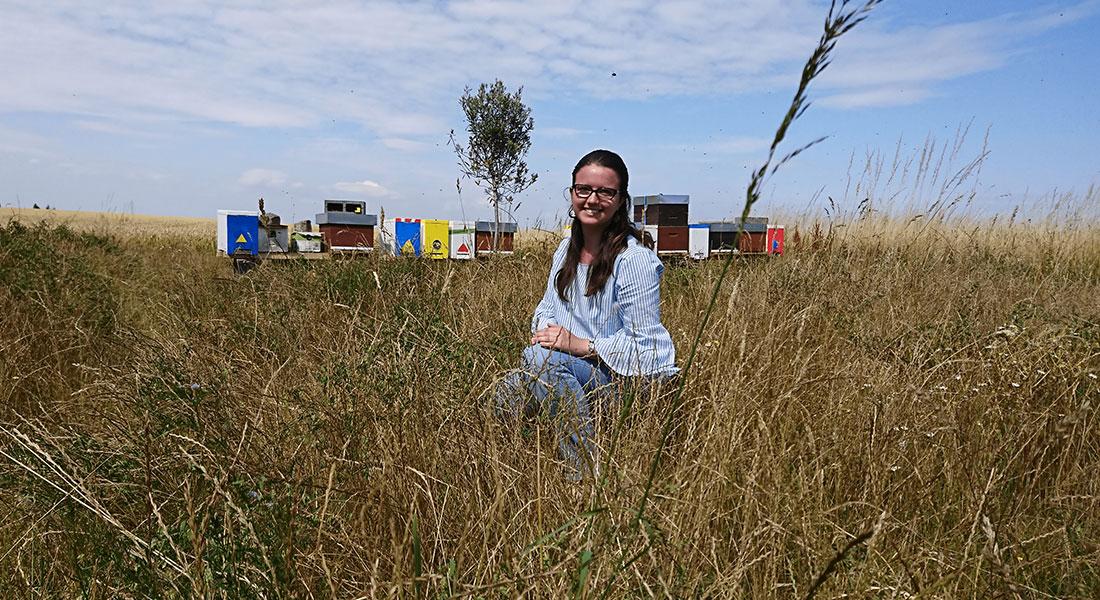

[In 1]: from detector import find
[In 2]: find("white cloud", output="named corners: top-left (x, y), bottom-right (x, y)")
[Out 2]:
top-left (819, 87), bottom-right (935, 109)
top-left (333, 180), bottom-right (389, 197)
top-left (0, 0), bottom-right (1094, 148)
top-left (381, 137), bottom-right (427, 151)
top-left (698, 136), bottom-right (772, 155)
top-left (815, 2), bottom-right (1099, 108)
top-left (0, 124), bottom-right (56, 158)
top-left (238, 168), bottom-right (287, 187)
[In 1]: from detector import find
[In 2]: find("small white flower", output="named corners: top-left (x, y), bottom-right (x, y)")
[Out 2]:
top-left (1089, 373), bottom-right (1098, 380)
top-left (889, 465), bottom-right (900, 472)
top-left (1010, 382), bottom-right (1021, 388)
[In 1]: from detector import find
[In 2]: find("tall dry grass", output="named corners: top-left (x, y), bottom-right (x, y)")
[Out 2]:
top-left (0, 194), bottom-right (1097, 597)
top-left (2, 3), bottom-right (1098, 596)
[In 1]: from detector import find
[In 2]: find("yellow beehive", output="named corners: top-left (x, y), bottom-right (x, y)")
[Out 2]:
top-left (422, 219), bottom-right (449, 259)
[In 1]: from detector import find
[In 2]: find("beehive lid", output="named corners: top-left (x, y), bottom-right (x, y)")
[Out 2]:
top-left (703, 219), bottom-right (769, 233)
top-left (218, 209), bottom-right (259, 216)
top-left (316, 212), bottom-right (378, 226)
top-left (475, 221), bottom-right (518, 233)
top-left (632, 194), bottom-right (689, 206)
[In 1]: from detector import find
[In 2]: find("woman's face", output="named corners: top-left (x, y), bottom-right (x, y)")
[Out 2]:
top-left (571, 164), bottom-right (623, 232)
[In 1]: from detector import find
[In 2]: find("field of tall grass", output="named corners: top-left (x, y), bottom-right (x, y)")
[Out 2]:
top-left (1, 191), bottom-right (1097, 597)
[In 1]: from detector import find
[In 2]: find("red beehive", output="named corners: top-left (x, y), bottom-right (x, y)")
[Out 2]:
top-left (632, 194), bottom-right (689, 226)
top-left (655, 226), bottom-right (689, 254)
top-left (319, 224), bottom-right (374, 251)
top-left (475, 221), bottom-right (517, 255)
top-left (704, 218), bottom-right (769, 254)
top-left (738, 231), bottom-right (768, 254)
top-left (767, 225), bottom-right (785, 255)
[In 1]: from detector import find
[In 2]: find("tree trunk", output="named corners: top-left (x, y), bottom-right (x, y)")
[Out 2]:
top-left (492, 187), bottom-right (501, 252)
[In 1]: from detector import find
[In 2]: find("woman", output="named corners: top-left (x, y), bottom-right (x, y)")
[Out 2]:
top-left (496, 149), bottom-right (679, 479)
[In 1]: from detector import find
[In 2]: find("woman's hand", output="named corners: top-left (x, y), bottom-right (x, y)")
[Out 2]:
top-left (531, 325), bottom-right (589, 356)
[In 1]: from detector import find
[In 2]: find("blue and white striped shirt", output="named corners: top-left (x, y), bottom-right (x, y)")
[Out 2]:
top-left (531, 236), bottom-right (679, 377)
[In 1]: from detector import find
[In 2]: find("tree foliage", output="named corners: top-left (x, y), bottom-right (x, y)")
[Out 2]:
top-left (451, 79), bottom-right (537, 247)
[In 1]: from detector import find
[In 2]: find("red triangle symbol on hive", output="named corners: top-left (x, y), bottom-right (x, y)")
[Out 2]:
top-left (458, 243), bottom-right (470, 254)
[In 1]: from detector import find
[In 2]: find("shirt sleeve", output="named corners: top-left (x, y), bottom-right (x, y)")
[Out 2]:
top-left (531, 239), bottom-right (569, 333)
top-left (591, 248), bottom-right (672, 375)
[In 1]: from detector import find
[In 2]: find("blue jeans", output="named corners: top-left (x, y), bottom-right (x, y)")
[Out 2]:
top-left (495, 345), bottom-right (615, 480)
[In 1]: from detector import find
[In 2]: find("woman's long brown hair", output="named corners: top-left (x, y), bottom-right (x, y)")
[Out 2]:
top-left (555, 149), bottom-right (645, 302)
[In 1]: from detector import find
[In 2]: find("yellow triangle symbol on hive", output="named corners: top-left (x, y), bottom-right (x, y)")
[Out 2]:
top-left (401, 239), bottom-right (415, 256)
top-left (235, 234), bottom-right (247, 243)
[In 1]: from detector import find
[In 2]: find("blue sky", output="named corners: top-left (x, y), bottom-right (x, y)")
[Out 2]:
top-left (2, 0), bottom-right (1098, 225)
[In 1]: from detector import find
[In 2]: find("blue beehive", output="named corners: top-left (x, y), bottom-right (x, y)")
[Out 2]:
top-left (394, 218), bottom-right (422, 257)
top-left (228, 215), bottom-right (259, 255)
top-left (217, 210), bottom-right (260, 256)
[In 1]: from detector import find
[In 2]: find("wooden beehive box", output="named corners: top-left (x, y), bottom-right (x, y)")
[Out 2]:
top-left (450, 221), bottom-right (475, 260)
top-left (655, 226), bottom-right (689, 254)
top-left (632, 194), bottom-right (689, 226)
top-left (320, 224), bottom-right (374, 251)
top-left (704, 218), bottom-right (768, 254)
top-left (475, 221), bottom-right (517, 255)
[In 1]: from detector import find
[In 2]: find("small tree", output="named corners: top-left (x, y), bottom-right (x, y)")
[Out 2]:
top-left (451, 80), bottom-right (537, 250)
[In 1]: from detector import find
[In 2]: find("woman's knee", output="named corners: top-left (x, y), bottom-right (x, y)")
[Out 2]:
top-left (521, 344), bottom-right (552, 372)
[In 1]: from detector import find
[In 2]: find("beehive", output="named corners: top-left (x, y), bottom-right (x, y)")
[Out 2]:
top-left (394, 218), bottom-right (422, 257)
top-left (319, 224), bottom-right (374, 251)
top-left (632, 194), bottom-right (689, 226)
top-left (216, 210), bottom-right (259, 256)
top-left (475, 221), bottom-right (517, 255)
top-left (258, 224), bottom-right (289, 253)
top-left (379, 219), bottom-right (396, 255)
top-left (450, 221), bottom-right (475, 260)
top-left (291, 231), bottom-right (323, 253)
top-left (422, 219), bottom-right (449, 259)
top-left (688, 224), bottom-right (710, 259)
top-left (317, 200), bottom-right (373, 224)
top-left (655, 226), bottom-right (688, 254)
top-left (767, 225), bottom-right (785, 256)
top-left (704, 218), bottom-right (768, 254)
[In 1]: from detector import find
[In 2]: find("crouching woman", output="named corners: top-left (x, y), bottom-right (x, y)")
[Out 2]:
top-left (495, 149), bottom-right (679, 480)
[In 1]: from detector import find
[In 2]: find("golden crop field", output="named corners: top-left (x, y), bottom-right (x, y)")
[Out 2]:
top-left (1, 207), bottom-right (216, 238)
top-left (1, 203), bottom-right (1097, 598)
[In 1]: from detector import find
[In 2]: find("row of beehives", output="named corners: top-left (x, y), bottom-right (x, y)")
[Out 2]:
top-left (215, 209), bottom-right (519, 258)
top-left (635, 220), bottom-right (785, 259)
top-left (379, 219), bottom-right (518, 258)
top-left (216, 194), bottom-right (784, 258)
top-left (628, 194), bottom-right (784, 258)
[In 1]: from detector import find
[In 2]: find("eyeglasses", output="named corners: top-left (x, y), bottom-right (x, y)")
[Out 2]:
top-left (571, 184), bottom-right (619, 201)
